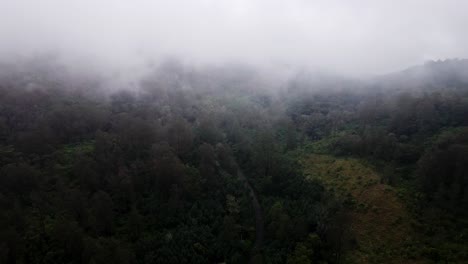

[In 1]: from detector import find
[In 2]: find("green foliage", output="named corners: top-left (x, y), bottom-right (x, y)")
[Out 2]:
top-left (0, 69), bottom-right (335, 263)
top-left (1, 60), bottom-right (467, 263)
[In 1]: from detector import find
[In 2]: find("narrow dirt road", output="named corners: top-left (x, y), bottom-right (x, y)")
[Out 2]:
top-left (217, 159), bottom-right (264, 263)
top-left (237, 170), bottom-right (264, 257)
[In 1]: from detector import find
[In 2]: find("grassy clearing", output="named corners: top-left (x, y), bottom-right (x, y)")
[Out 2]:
top-left (302, 154), bottom-right (427, 264)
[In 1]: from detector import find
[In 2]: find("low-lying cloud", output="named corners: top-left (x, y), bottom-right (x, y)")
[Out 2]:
top-left (1, 0), bottom-right (468, 76)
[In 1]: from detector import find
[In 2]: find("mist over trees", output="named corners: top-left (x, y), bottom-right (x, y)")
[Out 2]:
top-left (2, 1), bottom-right (468, 262)
top-left (0, 56), bottom-right (467, 263)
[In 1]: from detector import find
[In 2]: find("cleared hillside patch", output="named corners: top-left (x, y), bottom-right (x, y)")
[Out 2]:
top-left (302, 154), bottom-right (427, 263)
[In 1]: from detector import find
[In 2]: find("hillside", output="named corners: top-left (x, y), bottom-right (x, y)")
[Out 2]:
top-left (0, 59), bottom-right (467, 263)
top-left (374, 59), bottom-right (468, 92)
top-left (302, 154), bottom-right (423, 263)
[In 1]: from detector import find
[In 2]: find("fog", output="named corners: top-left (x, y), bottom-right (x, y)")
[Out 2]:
top-left (1, 0), bottom-right (468, 76)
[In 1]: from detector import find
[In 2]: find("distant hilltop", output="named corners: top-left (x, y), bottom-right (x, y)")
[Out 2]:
top-left (374, 58), bottom-right (468, 91)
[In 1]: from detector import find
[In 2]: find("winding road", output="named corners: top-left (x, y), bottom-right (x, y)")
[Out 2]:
top-left (236, 168), bottom-right (264, 263)
top-left (217, 160), bottom-right (264, 262)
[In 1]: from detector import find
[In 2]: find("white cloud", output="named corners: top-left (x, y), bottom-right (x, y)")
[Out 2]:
top-left (1, 0), bottom-right (467, 75)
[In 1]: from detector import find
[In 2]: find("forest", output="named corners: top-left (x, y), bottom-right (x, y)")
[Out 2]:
top-left (0, 58), bottom-right (467, 264)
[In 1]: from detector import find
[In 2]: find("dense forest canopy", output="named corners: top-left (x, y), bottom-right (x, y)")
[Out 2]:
top-left (0, 57), bottom-right (467, 263)
top-left (2, 0), bottom-right (468, 262)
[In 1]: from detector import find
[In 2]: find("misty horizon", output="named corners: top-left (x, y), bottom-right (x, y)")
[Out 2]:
top-left (2, 0), bottom-right (468, 76)
top-left (1, 1), bottom-right (468, 263)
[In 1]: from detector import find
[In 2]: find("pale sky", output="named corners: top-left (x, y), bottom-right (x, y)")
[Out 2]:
top-left (1, 0), bottom-right (467, 75)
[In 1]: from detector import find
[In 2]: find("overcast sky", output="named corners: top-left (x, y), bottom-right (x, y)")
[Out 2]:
top-left (1, 0), bottom-right (467, 75)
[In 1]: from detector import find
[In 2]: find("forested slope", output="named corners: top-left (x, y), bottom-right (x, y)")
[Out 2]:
top-left (0, 59), bottom-right (467, 263)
